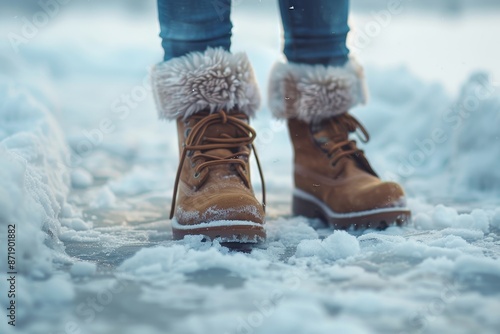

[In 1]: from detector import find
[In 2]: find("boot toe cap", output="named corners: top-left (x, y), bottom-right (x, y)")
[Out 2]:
top-left (361, 181), bottom-right (407, 210)
top-left (175, 190), bottom-right (265, 226)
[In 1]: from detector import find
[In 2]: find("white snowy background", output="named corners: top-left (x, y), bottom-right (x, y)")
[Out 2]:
top-left (1, 0), bottom-right (500, 333)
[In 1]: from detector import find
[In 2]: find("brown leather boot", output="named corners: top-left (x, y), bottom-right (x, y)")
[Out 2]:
top-left (152, 48), bottom-right (266, 243)
top-left (269, 59), bottom-right (410, 229)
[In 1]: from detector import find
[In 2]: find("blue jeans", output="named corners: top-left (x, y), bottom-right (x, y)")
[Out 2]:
top-left (158, 0), bottom-right (349, 66)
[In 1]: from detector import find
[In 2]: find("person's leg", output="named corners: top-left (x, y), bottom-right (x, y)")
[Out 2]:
top-left (278, 0), bottom-right (349, 66)
top-left (157, 0), bottom-right (232, 61)
top-left (153, 1), bottom-right (266, 243)
top-left (270, 0), bottom-right (411, 229)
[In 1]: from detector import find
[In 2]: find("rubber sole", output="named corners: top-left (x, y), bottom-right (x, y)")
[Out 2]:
top-left (171, 218), bottom-right (266, 244)
top-left (293, 189), bottom-right (411, 230)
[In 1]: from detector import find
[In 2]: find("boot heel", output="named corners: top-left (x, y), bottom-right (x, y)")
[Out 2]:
top-left (292, 192), bottom-right (325, 220)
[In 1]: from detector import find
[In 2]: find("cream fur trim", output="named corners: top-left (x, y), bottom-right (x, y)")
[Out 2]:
top-left (268, 58), bottom-right (367, 123)
top-left (152, 48), bottom-right (261, 120)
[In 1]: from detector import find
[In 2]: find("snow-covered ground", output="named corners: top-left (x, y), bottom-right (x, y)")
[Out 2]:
top-left (1, 1), bottom-right (500, 334)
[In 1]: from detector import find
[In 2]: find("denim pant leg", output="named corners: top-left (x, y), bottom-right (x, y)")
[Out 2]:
top-left (278, 0), bottom-right (350, 66)
top-left (157, 0), bottom-right (232, 61)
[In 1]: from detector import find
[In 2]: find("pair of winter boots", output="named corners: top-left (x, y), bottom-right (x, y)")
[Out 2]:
top-left (152, 48), bottom-right (410, 243)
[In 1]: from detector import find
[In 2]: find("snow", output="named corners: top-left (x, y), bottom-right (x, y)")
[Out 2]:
top-left (109, 166), bottom-right (161, 196)
top-left (413, 205), bottom-right (491, 232)
top-left (0, 79), bottom-right (71, 277)
top-left (61, 217), bottom-right (92, 231)
top-left (492, 209), bottom-right (500, 230)
top-left (1, 2), bottom-right (500, 334)
top-left (70, 261), bottom-right (97, 277)
top-left (295, 231), bottom-right (361, 261)
top-left (71, 167), bottom-right (93, 189)
top-left (90, 186), bottom-right (117, 209)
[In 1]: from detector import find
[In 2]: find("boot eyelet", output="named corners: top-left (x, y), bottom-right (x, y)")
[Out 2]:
top-left (187, 150), bottom-right (194, 157)
top-left (193, 172), bottom-right (200, 179)
top-left (184, 128), bottom-right (191, 137)
top-left (191, 161), bottom-right (196, 168)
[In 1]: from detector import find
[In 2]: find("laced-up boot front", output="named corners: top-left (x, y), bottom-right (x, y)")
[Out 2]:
top-left (171, 111), bottom-right (266, 242)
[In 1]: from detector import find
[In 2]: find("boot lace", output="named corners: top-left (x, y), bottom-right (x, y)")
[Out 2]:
top-left (170, 110), bottom-right (266, 219)
top-left (314, 113), bottom-right (372, 168)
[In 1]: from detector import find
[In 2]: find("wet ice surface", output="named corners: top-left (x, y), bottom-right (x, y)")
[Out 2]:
top-left (1, 3), bottom-right (500, 334)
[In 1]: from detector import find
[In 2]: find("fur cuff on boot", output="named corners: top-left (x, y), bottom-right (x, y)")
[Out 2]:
top-left (268, 58), bottom-right (367, 123)
top-left (152, 48), bottom-right (261, 120)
